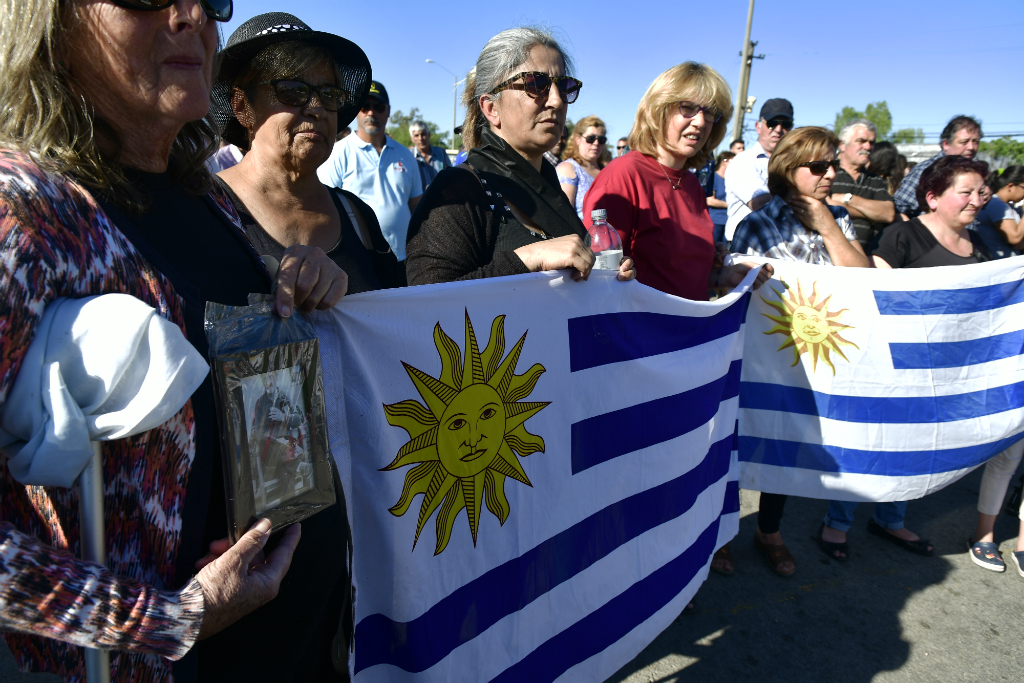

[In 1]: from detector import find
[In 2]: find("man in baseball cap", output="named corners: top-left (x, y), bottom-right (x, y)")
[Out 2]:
top-left (724, 97), bottom-right (794, 241)
top-left (319, 79), bottom-right (423, 280)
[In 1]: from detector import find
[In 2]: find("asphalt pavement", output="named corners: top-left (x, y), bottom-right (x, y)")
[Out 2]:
top-left (4, 467), bottom-right (1022, 682)
top-left (608, 467), bottom-right (1024, 683)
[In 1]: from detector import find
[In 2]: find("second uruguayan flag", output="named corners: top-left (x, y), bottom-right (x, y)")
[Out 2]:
top-left (312, 270), bottom-right (754, 682)
top-left (739, 257), bottom-right (1024, 502)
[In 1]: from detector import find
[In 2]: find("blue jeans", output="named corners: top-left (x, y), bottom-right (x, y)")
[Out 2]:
top-left (712, 224), bottom-right (726, 245)
top-left (824, 500), bottom-right (909, 533)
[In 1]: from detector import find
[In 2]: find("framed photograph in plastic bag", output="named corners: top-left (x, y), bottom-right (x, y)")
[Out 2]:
top-left (206, 297), bottom-right (336, 542)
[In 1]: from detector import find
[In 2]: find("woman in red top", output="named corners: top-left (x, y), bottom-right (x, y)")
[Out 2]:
top-left (583, 62), bottom-right (771, 300)
top-left (584, 63), bottom-right (773, 600)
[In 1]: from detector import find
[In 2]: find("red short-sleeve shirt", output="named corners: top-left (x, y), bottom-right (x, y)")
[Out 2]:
top-left (584, 151), bottom-right (715, 301)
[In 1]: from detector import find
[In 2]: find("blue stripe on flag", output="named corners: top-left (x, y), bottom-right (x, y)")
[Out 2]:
top-left (571, 360), bottom-right (742, 474)
top-left (723, 480), bottom-right (740, 515)
top-left (488, 517), bottom-right (721, 683)
top-left (874, 279), bottom-right (1024, 316)
top-left (740, 380), bottom-right (1024, 423)
top-left (352, 434), bottom-right (734, 675)
top-left (889, 329), bottom-right (1024, 369)
top-left (738, 433), bottom-right (1024, 476)
top-left (566, 294), bottom-right (749, 372)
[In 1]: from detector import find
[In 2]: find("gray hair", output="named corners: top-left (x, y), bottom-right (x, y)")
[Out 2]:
top-left (461, 26), bottom-right (574, 150)
top-left (409, 120), bottom-right (428, 135)
top-left (838, 118), bottom-right (877, 145)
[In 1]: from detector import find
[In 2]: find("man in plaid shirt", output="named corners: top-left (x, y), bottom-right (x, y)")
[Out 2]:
top-left (894, 115), bottom-right (982, 218)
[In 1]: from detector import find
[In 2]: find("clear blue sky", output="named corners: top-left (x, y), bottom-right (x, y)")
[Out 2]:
top-left (219, 1), bottom-right (1024, 150)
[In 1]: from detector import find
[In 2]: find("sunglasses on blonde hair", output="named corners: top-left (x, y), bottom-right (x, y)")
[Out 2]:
top-left (110, 0), bottom-right (233, 21)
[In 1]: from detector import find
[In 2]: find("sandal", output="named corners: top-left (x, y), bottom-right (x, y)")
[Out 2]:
top-left (1011, 551), bottom-right (1024, 578)
top-left (815, 523), bottom-right (849, 562)
top-left (866, 518), bottom-right (933, 556)
top-left (968, 538), bottom-right (1005, 572)
top-left (753, 531), bottom-right (796, 577)
top-left (710, 544), bottom-right (734, 576)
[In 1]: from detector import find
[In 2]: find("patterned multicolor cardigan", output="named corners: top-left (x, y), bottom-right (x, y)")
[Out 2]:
top-left (0, 150), bottom-right (248, 682)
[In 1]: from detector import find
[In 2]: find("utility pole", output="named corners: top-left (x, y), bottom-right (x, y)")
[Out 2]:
top-left (731, 0), bottom-right (766, 143)
top-left (426, 59), bottom-right (459, 152)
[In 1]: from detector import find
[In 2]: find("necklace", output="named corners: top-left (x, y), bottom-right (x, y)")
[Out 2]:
top-left (657, 162), bottom-right (684, 190)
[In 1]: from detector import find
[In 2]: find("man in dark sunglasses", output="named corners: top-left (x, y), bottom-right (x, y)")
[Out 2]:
top-left (616, 137), bottom-right (629, 157)
top-left (724, 97), bottom-right (794, 242)
top-left (318, 80), bottom-right (424, 277)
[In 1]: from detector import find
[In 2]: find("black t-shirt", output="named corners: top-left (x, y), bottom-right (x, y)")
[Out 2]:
top-left (872, 217), bottom-right (992, 268)
top-left (112, 171), bottom-right (349, 683)
top-left (217, 178), bottom-right (400, 293)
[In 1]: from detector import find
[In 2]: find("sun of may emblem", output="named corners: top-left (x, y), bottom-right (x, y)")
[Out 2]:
top-left (382, 311), bottom-right (550, 555)
top-left (761, 280), bottom-right (858, 375)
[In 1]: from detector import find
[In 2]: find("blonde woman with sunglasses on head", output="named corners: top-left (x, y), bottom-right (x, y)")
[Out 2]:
top-left (557, 115), bottom-right (611, 219)
top-left (406, 27), bottom-right (635, 285)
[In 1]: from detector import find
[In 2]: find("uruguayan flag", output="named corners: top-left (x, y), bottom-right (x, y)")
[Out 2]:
top-left (739, 257), bottom-right (1024, 502)
top-left (311, 270), bottom-right (754, 682)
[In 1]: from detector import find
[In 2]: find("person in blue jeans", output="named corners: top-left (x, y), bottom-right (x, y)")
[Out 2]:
top-left (819, 156), bottom-right (993, 561)
top-left (707, 151), bottom-right (734, 244)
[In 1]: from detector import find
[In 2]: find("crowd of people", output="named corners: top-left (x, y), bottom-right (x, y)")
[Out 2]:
top-left (0, 3), bottom-right (1022, 682)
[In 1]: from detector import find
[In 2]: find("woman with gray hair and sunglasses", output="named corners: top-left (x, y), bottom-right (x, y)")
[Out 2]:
top-left (0, 2), bottom-right (350, 680)
top-left (405, 27), bottom-right (635, 285)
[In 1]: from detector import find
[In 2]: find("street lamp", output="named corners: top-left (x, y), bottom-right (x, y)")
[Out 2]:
top-left (426, 59), bottom-right (459, 152)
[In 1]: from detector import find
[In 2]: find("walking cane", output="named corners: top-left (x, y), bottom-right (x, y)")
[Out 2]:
top-left (0, 294), bottom-right (207, 683)
top-left (79, 441), bottom-right (110, 683)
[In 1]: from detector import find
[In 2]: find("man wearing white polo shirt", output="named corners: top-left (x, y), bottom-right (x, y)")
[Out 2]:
top-left (318, 80), bottom-right (422, 277)
top-left (724, 98), bottom-right (793, 241)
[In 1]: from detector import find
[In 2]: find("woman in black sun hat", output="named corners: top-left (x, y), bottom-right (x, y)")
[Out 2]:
top-left (211, 12), bottom-right (400, 294)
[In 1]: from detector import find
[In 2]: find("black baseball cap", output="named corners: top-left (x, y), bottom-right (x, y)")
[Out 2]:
top-left (759, 98), bottom-right (794, 123)
top-left (367, 80), bottom-right (389, 105)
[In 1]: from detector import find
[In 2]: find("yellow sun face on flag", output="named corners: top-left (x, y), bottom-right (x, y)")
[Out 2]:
top-left (382, 311), bottom-right (549, 555)
top-left (761, 280), bottom-right (858, 375)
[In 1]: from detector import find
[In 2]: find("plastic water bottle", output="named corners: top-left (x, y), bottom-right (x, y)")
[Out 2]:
top-left (587, 209), bottom-right (623, 271)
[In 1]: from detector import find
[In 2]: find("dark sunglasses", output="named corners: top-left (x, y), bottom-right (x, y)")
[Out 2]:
top-left (582, 135), bottom-right (608, 145)
top-left (110, 0), bottom-right (233, 22)
top-left (360, 100), bottom-right (388, 114)
top-left (798, 159), bottom-right (840, 175)
top-left (764, 117), bottom-right (793, 130)
top-left (616, 144), bottom-right (628, 150)
top-left (678, 101), bottom-right (723, 123)
top-left (260, 80), bottom-right (348, 112)
top-left (489, 72), bottom-right (583, 104)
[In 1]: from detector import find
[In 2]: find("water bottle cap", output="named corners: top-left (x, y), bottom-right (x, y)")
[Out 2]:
top-left (590, 209), bottom-right (607, 220)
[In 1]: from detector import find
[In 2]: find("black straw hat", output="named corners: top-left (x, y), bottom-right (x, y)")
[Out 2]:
top-left (210, 12), bottom-right (371, 148)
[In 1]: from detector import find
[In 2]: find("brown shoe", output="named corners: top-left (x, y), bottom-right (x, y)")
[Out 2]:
top-left (754, 532), bottom-right (796, 577)
top-left (711, 544), bottom-right (734, 576)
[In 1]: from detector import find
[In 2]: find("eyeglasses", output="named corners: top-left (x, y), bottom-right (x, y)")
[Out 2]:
top-left (110, 0), bottom-right (233, 22)
top-left (764, 117), bottom-right (793, 130)
top-left (581, 135), bottom-right (608, 145)
top-left (616, 145), bottom-right (628, 150)
top-left (678, 101), bottom-right (723, 123)
top-left (260, 80), bottom-right (348, 112)
top-left (798, 159), bottom-right (840, 175)
top-left (489, 72), bottom-right (583, 104)
top-left (360, 100), bottom-right (388, 114)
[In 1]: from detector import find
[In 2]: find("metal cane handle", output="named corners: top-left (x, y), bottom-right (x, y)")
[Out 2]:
top-left (80, 441), bottom-right (111, 683)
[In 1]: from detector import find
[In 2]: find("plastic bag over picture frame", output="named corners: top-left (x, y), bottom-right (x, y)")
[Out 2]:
top-left (206, 295), bottom-right (337, 542)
